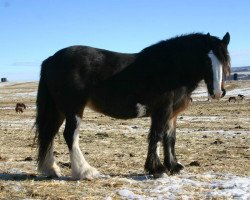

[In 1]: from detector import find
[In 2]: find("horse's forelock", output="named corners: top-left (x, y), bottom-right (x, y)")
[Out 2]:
top-left (211, 38), bottom-right (231, 76)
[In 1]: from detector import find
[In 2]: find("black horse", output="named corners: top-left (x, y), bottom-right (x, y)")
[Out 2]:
top-left (35, 32), bottom-right (230, 180)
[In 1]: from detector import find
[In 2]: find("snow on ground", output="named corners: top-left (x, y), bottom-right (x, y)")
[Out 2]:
top-left (0, 82), bottom-right (18, 87)
top-left (1, 164), bottom-right (249, 200)
top-left (191, 86), bottom-right (209, 98)
top-left (0, 80), bottom-right (249, 199)
top-left (192, 85), bottom-right (250, 99)
top-left (115, 173), bottom-right (250, 200)
top-left (0, 91), bottom-right (37, 100)
top-left (1, 81), bottom-right (249, 100)
top-left (13, 91), bottom-right (37, 97)
top-left (0, 106), bottom-right (36, 110)
top-left (226, 87), bottom-right (250, 96)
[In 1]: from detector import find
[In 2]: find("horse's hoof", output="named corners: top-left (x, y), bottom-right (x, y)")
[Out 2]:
top-left (153, 172), bottom-right (168, 179)
top-left (170, 162), bottom-right (184, 174)
top-left (39, 163), bottom-right (61, 178)
top-left (72, 166), bottom-right (100, 180)
top-left (145, 164), bottom-right (168, 179)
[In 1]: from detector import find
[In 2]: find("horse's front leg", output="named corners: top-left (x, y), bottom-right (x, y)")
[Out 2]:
top-left (144, 109), bottom-right (168, 176)
top-left (163, 117), bottom-right (184, 174)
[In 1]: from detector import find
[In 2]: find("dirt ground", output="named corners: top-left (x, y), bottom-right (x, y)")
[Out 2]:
top-left (0, 81), bottom-right (249, 199)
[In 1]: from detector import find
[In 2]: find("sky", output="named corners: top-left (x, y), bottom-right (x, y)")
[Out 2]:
top-left (0, 0), bottom-right (250, 81)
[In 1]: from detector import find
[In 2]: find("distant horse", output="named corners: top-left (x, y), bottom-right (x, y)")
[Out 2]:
top-left (238, 94), bottom-right (245, 100)
top-left (35, 32), bottom-right (231, 180)
top-left (228, 97), bottom-right (237, 103)
top-left (16, 103), bottom-right (26, 109)
top-left (15, 103), bottom-right (26, 113)
top-left (15, 106), bottom-right (24, 113)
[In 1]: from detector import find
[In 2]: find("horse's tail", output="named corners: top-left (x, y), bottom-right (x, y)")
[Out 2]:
top-left (35, 57), bottom-right (63, 167)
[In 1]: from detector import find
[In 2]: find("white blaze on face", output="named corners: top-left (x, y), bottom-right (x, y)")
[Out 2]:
top-left (208, 50), bottom-right (223, 99)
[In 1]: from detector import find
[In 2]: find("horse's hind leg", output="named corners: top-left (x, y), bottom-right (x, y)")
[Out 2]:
top-left (37, 112), bottom-right (65, 177)
top-left (63, 108), bottom-right (99, 180)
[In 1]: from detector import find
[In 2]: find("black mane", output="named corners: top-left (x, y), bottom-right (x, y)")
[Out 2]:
top-left (139, 33), bottom-right (230, 75)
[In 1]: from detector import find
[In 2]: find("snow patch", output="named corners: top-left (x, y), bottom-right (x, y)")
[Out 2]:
top-left (117, 173), bottom-right (250, 199)
top-left (117, 189), bottom-right (145, 199)
top-left (226, 87), bottom-right (250, 96)
top-left (192, 85), bottom-right (250, 98)
top-left (14, 91), bottom-right (37, 97)
top-left (209, 176), bottom-right (250, 199)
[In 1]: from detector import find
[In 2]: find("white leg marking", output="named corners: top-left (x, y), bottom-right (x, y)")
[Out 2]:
top-left (169, 146), bottom-right (175, 163)
top-left (70, 116), bottom-right (99, 180)
top-left (38, 144), bottom-right (61, 177)
top-left (167, 119), bottom-right (176, 164)
top-left (208, 50), bottom-right (223, 99)
top-left (167, 119), bottom-right (175, 136)
top-left (156, 142), bottom-right (161, 157)
top-left (136, 103), bottom-right (147, 117)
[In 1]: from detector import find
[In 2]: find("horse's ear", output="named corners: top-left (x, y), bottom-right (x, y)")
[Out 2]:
top-left (206, 32), bottom-right (212, 46)
top-left (222, 32), bottom-right (230, 45)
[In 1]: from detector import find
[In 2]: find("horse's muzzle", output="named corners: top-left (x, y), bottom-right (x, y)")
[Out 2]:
top-left (211, 88), bottom-right (226, 100)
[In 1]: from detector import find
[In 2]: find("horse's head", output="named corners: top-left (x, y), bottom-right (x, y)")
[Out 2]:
top-left (204, 32), bottom-right (231, 100)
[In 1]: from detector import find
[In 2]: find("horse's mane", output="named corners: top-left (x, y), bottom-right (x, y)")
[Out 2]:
top-left (139, 33), bottom-right (208, 54)
top-left (138, 33), bottom-right (231, 76)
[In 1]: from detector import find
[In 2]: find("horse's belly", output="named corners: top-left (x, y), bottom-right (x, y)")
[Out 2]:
top-left (87, 96), bottom-right (147, 119)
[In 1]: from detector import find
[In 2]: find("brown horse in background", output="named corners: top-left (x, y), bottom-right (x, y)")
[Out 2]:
top-left (15, 103), bottom-right (26, 113)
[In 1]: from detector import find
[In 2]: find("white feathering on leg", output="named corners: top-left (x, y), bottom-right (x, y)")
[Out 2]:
top-left (38, 144), bottom-right (61, 177)
top-left (70, 116), bottom-right (99, 180)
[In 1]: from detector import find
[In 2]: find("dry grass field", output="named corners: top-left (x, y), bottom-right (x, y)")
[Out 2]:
top-left (0, 81), bottom-right (249, 199)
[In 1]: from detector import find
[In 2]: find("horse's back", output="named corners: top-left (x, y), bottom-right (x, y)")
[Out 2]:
top-left (41, 46), bottom-right (136, 85)
top-left (39, 46), bottom-right (136, 111)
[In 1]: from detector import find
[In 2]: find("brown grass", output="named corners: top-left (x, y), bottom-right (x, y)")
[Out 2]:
top-left (0, 81), bottom-right (249, 199)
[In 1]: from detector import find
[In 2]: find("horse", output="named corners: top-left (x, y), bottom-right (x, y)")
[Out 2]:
top-left (15, 103), bottom-right (26, 113)
top-left (35, 32), bottom-right (231, 180)
top-left (16, 103), bottom-right (26, 109)
top-left (228, 96), bottom-right (237, 103)
top-left (15, 106), bottom-right (24, 113)
top-left (238, 94), bottom-right (245, 100)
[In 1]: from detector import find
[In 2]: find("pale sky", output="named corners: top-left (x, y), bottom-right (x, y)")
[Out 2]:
top-left (1, 0), bottom-right (250, 81)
